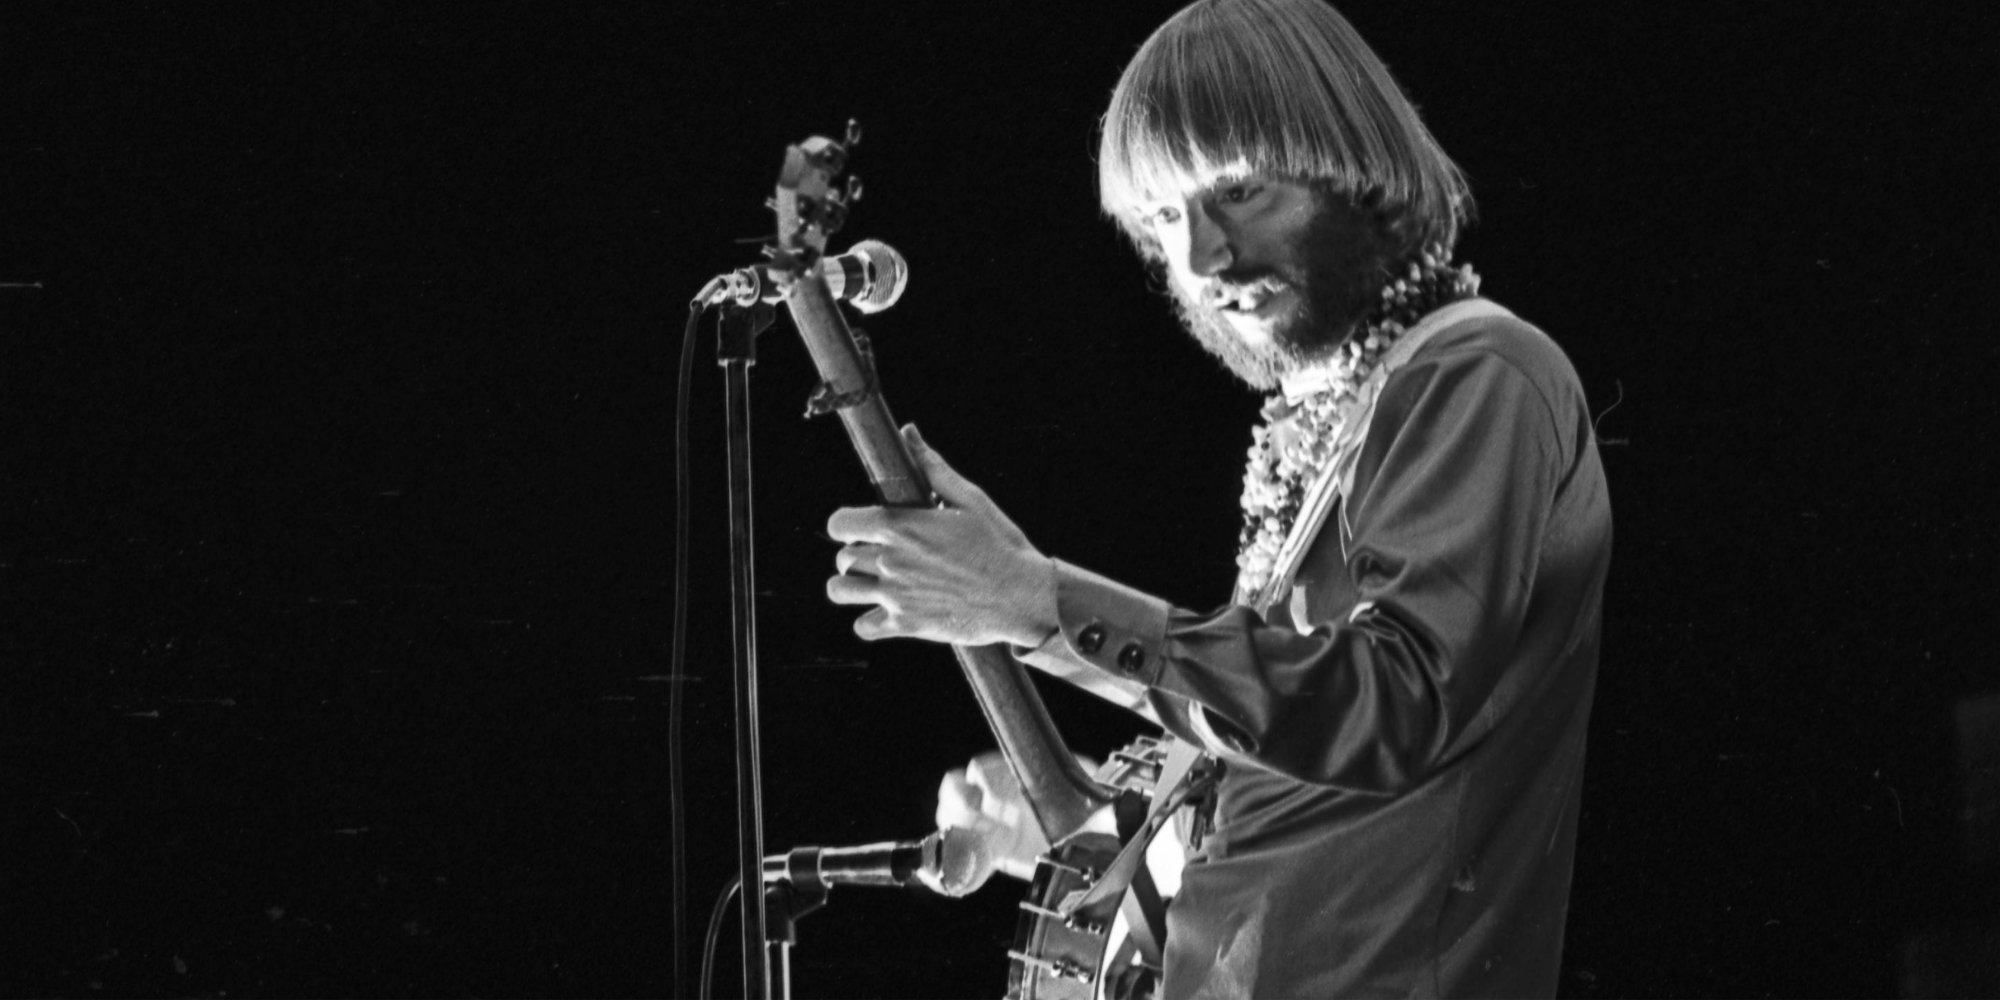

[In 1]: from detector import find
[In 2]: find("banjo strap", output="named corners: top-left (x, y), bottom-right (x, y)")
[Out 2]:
top-left (1060, 738), bottom-right (1211, 969)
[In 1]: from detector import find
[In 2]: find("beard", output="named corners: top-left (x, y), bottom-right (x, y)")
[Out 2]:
top-left (1167, 192), bottom-right (1391, 390)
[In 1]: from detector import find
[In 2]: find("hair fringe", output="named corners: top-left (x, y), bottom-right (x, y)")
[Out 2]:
top-left (1098, 0), bottom-right (1474, 262)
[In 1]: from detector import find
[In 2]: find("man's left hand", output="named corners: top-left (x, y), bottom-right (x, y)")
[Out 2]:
top-left (826, 425), bottom-right (1058, 648)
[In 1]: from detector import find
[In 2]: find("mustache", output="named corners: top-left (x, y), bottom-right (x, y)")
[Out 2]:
top-left (1198, 267), bottom-right (1292, 309)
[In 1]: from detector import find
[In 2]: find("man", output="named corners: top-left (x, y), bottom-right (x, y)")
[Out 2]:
top-left (825, 0), bottom-right (1612, 996)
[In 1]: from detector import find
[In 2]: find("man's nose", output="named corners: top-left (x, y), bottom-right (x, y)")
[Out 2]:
top-left (1185, 200), bottom-right (1234, 278)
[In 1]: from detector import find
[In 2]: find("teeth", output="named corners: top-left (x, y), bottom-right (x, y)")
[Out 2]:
top-left (1228, 278), bottom-right (1284, 311)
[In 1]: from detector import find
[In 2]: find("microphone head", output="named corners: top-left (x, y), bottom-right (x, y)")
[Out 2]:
top-left (920, 827), bottom-right (995, 898)
top-left (847, 239), bottom-right (908, 315)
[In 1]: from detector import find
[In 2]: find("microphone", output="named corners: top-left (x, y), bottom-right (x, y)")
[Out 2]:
top-left (715, 239), bottom-right (908, 314)
top-left (763, 827), bottom-right (994, 897)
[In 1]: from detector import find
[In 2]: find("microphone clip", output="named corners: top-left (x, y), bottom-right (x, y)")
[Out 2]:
top-left (764, 876), bottom-right (828, 948)
top-left (716, 298), bottom-right (777, 365)
top-left (803, 327), bottom-right (879, 418)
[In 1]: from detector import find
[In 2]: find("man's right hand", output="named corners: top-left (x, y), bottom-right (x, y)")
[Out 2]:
top-left (935, 750), bottom-right (1054, 882)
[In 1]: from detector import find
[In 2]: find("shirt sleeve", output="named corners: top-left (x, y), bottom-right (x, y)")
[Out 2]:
top-left (1020, 346), bottom-right (1563, 792)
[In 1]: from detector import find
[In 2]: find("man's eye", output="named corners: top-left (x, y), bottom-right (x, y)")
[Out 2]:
top-left (1151, 205), bottom-right (1183, 225)
top-left (1220, 184), bottom-right (1260, 205)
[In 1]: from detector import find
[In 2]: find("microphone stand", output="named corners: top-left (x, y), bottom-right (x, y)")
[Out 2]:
top-left (716, 298), bottom-right (777, 999)
top-left (763, 877), bottom-right (827, 1000)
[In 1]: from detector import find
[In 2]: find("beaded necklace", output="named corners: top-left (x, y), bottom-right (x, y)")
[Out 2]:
top-left (1232, 246), bottom-right (1481, 604)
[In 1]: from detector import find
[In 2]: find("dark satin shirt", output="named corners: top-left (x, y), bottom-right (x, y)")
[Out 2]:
top-left (1024, 307), bottom-right (1612, 998)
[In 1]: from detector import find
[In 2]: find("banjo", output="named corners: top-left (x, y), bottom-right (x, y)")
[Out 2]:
top-left (754, 124), bottom-right (1215, 999)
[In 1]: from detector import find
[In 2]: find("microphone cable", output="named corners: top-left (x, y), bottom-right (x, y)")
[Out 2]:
top-left (700, 874), bottom-right (743, 1000)
top-left (669, 295), bottom-right (708, 999)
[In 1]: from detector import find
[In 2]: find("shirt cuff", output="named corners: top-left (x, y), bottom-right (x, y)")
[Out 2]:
top-left (1016, 558), bottom-right (1173, 688)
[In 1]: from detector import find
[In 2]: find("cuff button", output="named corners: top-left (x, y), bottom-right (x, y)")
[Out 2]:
top-left (1076, 623), bottom-right (1107, 654)
top-left (1116, 642), bottom-right (1147, 673)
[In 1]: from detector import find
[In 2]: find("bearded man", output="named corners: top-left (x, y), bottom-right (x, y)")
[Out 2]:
top-left (824, 0), bottom-right (1613, 996)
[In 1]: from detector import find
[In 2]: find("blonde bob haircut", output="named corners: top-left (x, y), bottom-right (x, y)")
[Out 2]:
top-left (1099, 0), bottom-right (1473, 263)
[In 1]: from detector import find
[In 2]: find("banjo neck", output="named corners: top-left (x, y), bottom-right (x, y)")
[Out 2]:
top-left (766, 128), bottom-right (1113, 844)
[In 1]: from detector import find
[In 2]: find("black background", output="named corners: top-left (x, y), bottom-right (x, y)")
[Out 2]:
top-left (4, 3), bottom-right (1996, 997)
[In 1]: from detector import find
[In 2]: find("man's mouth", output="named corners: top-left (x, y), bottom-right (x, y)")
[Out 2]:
top-left (1213, 277), bottom-right (1292, 316)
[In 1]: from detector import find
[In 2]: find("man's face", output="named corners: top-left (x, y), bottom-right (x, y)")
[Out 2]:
top-left (1146, 177), bottom-right (1382, 389)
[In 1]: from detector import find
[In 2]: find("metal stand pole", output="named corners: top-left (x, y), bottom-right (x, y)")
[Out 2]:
top-left (718, 300), bottom-right (776, 999)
